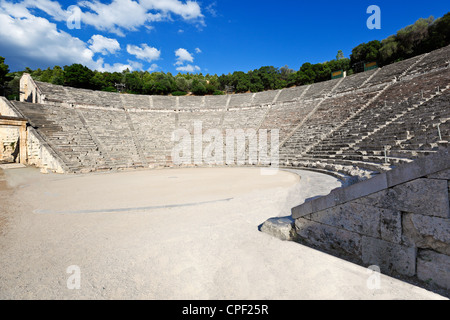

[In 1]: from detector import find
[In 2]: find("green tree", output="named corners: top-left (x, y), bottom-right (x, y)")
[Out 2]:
top-left (0, 56), bottom-right (10, 95)
top-left (231, 71), bottom-right (250, 93)
top-left (64, 64), bottom-right (95, 89)
top-left (421, 13), bottom-right (450, 52)
top-left (39, 67), bottom-right (53, 83)
top-left (379, 36), bottom-right (399, 65)
top-left (191, 79), bottom-right (207, 95)
top-left (175, 76), bottom-right (189, 92)
top-left (396, 17), bottom-right (434, 56)
top-left (51, 66), bottom-right (65, 85)
top-left (350, 40), bottom-right (382, 72)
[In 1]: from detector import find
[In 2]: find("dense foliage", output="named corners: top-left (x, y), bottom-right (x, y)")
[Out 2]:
top-left (0, 56), bottom-right (10, 96)
top-left (1, 12), bottom-right (449, 100)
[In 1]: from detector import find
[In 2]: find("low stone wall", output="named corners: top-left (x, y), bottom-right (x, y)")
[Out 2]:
top-left (289, 150), bottom-right (450, 291)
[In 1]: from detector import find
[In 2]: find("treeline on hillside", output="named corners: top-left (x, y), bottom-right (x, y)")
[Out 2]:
top-left (1, 12), bottom-right (449, 99)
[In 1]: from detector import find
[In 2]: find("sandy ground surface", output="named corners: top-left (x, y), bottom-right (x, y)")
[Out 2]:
top-left (0, 166), bottom-right (447, 300)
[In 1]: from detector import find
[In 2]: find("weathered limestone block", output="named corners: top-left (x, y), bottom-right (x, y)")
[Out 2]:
top-left (309, 202), bottom-right (381, 238)
top-left (361, 236), bottom-right (416, 277)
top-left (260, 216), bottom-right (297, 241)
top-left (295, 218), bottom-right (362, 258)
top-left (402, 213), bottom-right (450, 255)
top-left (417, 250), bottom-right (450, 290)
top-left (354, 178), bottom-right (449, 218)
top-left (380, 209), bottom-right (402, 244)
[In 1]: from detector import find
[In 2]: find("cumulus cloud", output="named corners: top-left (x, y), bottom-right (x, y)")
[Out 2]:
top-left (176, 64), bottom-right (200, 73)
top-left (174, 48), bottom-right (200, 72)
top-left (88, 35), bottom-right (121, 55)
top-left (77, 0), bottom-right (203, 36)
top-left (140, 0), bottom-right (203, 20)
top-left (127, 43), bottom-right (161, 62)
top-left (1, 0), bottom-right (205, 37)
top-left (24, 0), bottom-right (69, 21)
top-left (0, 2), bottom-right (146, 72)
top-left (0, 1), bottom-right (206, 73)
top-left (0, 3), bottom-right (94, 69)
top-left (175, 48), bottom-right (194, 65)
top-left (79, 0), bottom-right (162, 36)
top-left (96, 59), bottom-right (143, 73)
top-left (147, 63), bottom-right (159, 72)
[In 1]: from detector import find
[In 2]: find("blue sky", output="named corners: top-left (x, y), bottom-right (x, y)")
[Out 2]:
top-left (0, 0), bottom-right (448, 74)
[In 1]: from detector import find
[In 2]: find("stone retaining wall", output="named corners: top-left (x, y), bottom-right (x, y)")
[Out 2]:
top-left (291, 150), bottom-right (450, 290)
top-left (0, 97), bottom-right (65, 172)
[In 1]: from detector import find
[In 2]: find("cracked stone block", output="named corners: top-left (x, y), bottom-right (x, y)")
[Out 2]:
top-left (402, 213), bottom-right (450, 255)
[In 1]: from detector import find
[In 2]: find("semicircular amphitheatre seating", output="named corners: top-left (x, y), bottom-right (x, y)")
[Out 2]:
top-left (7, 44), bottom-right (450, 179)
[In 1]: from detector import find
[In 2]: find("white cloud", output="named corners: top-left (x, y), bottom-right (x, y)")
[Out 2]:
top-left (23, 0), bottom-right (68, 21)
top-left (76, 0), bottom-right (203, 35)
top-left (175, 48), bottom-right (194, 64)
top-left (88, 35), bottom-right (121, 55)
top-left (140, 0), bottom-right (203, 21)
top-left (0, 1), bottom-right (206, 73)
top-left (97, 59), bottom-right (143, 73)
top-left (0, 2), bottom-right (145, 72)
top-left (0, 4), bottom-right (94, 68)
top-left (127, 43), bottom-right (161, 62)
top-left (0, 0), bottom-right (205, 37)
top-left (79, 0), bottom-right (162, 36)
top-left (174, 48), bottom-right (201, 72)
top-left (195, 47), bottom-right (202, 54)
top-left (176, 64), bottom-right (200, 73)
top-left (147, 63), bottom-right (159, 72)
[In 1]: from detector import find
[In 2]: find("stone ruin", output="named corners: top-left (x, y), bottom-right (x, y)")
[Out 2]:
top-left (0, 44), bottom-right (449, 293)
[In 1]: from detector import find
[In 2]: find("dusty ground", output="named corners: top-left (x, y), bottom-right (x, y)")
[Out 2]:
top-left (0, 166), bottom-right (447, 300)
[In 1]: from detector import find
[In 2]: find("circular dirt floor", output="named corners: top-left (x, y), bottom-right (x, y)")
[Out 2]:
top-left (0, 166), bottom-right (446, 300)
